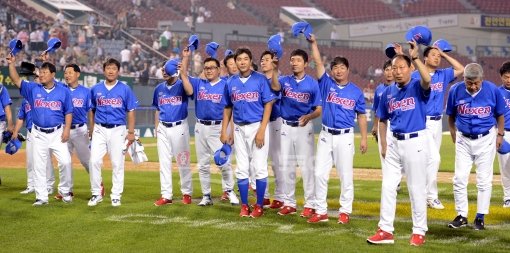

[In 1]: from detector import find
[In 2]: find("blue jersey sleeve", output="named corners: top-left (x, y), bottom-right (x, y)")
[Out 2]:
top-left (125, 87), bottom-right (138, 111)
top-left (17, 101), bottom-right (26, 120)
top-left (90, 87), bottom-right (97, 110)
top-left (152, 86), bottom-right (159, 110)
top-left (189, 76), bottom-right (201, 100)
top-left (222, 81), bottom-right (233, 107)
top-left (20, 80), bottom-right (36, 101)
top-left (445, 84), bottom-right (457, 116)
top-left (495, 86), bottom-right (506, 117)
top-left (377, 88), bottom-right (390, 120)
top-left (372, 91), bottom-right (380, 112)
top-left (0, 86), bottom-right (12, 108)
top-left (261, 77), bottom-right (276, 104)
top-left (85, 89), bottom-right (92, 112)
top-left (63, 88), bottom-right (73, 115)
top-left (311, 81), bottom-right (322, 107)
top-left (355, 91), bottom-right (366, 114)
top-left (443, 67), bottom-right (455, 88)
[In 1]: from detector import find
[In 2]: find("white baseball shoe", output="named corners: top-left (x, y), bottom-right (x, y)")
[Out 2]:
top-left (47, 188), bottom-right (54, 195)
top-left (32, 199), bottom-right (48, 206)
top-left (62, 193), bottom-right (73, 203)
top-left (88, 195), bottom-right (103, 206)
top-left (197, 195), bottom-right (213, 206)
top-left (227, 190), bottom-right (239, 205)
top-left (20, 188), bottom-right (34, 194)
top-left (503, 199), bottom-right (510, 208)
top-left (427, 199), bottom-right (445, 209)
top-left (111, 199), bottom-right (121, 207)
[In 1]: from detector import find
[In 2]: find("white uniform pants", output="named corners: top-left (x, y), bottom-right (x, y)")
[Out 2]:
top-left (32, 126), bottom-right (72, 202)
top-left (67, 124), bottom-right (91, 191)
top-left (157, 121), bottom-right (192, 200)
top-left (378, 131), bottom-right (428, 236)
top-left (90, 124), bottom-right (126, 199)
top-left (195, 122), bottom-right (234, 195)
top-left (497, 130), bottom-right (510, 201)
top-left (376, 122), bottom-right (392, 172)
top-left (315, 129), bottom-right (354, 215)
top-left (267, 118), bottom-right (283, 200)
top-left (425, 118), bottom-right (442, 200)
top-left (454, 129), bottom-right (495, 217)
top-left (281, 121), bottom-right (315, 208)
top-left (26, 130), bottom-right (55, 190)
top-left (234, 122), bottom-right (269, 180)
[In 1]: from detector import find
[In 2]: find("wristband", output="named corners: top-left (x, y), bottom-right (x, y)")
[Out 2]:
top-left (128, 131), bottom-right (135, 134)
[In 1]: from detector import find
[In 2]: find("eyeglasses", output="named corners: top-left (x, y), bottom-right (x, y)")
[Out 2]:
top-left (203, 66), bottom-right (219, 71)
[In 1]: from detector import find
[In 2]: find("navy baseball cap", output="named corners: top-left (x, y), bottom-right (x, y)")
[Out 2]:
top-left (214, 144), bottom-right (232, 166)
top-left (385, 43), bottom-right (397, 59)
top-left (5, 139), bottom-right (21, 155)
top-left (206, 42), bottom-right (220, 59)
top-left (267, 34), bottom-right (283, 59)
top-left (164, 58), bottom-right (180, 77)
top-left (291, 21), bottom-right (313, 40)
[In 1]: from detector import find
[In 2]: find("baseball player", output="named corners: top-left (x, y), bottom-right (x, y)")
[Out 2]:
top-left (220, 47), bottom-right (276, 218)
top-left (270, 49), bottom-right (322, 217)
top-left (222, 52), bottom-right (239, 79)
top-left (367, 41), bottom-right (431, 246)
top-left (307, 35), bottom-right (367, 224)
top-left (7, 56), bottom-right (74, 206)
top-left (446, 63), bottom-right (505, 230)
top-left (0, 78), bottom-right (13, 142)
top-left (88, 58), bottom-right (138, 207)
top-left (152, 58), bottom-right (193, 206)
top-left (497, 61), bottom-right (510, 208)
top-left (411, 46), bottom-right (464, 209)
top-left (180, 49), bottom-right (239, 206)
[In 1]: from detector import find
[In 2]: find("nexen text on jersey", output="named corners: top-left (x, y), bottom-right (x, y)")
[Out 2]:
top-left (72, 98), bottom-right (84, 107)
top-left (159, 96), bottom-right (183, 105)
top-left (457, 104), bottom-right (491, 117)
top-left (388, 97), bottom-right (416, 113)
top-left (231, 91), bottom-right (259, 102)
top-left (198, 91), bottom-right (222, 103)
top-left (326, 92), bottom-right (355, 109)
top-left (34, 99), bottom-right (62, 110)
top-left (283, 88), bottom-right (310, 103)
top-left (97, 97), bottom-right (123, 107)
top-left (430, 82), bottom-right (443, 91)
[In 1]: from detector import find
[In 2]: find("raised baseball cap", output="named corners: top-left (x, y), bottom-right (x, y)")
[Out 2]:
top-left (5, 139), bottom-right (21, 155)
top-left (224, 49), bottom-right (234, 57)
top-left (187, 34), bottom-right (200, 51)
top-left (405, 25), bottom-right (432, 46)
top-left (206, 42), bottom-right (220, 59)
top-left (9, 39), bottom-right (23, 56)
top-left (45, 37), bottom-right (62, 53)
top-left (432, 39), bottom-right (452, 52)
top-left (291, 21), bottom-right (313, 40)
top-left (214, 143), bottom-right (232, 166)
top-left (385, 43), bottom-right (397, 59)
top-left (267, 34), bottom-right (283, 59)
top-left (164, 58), bottom-right (180, 77)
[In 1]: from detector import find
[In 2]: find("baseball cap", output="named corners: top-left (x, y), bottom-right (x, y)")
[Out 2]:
top-left (385, 43), bottom-right (397, 59)
top-left (432, 39), bottom-right (452, 52)
top-left (9, 39), bottom-right (23, 56)
top-left (19, 62), bottom-right (37, 76)
top-left (5, 139), bottom-right (21, 155)
top-left (291, 21), bottom-right (313, 40)
top-left (405, 25), bottom-right (432, 46)
top-left (164, 58), bottom-right (180, 77)
top-left (498, 140), bottom-right (510, 155)
top-left (224, 49), bottom-right (234, 57)
top-left (45, 37), bottom-right (62, 53)
top-left (206, 42), bottom-right (220, 59)
top-left (187, 34), bottom-right (199, 51)
top-left (267, 34), bottom-right (283, 59)
top-left (214, 143), bottom-right (232, 166)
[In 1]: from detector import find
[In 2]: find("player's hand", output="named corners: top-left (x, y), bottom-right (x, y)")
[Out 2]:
top-left (450, 131), bottom-right (456, 144)
top-left (394, 43), bottom-right (404, 56)
top-left (6, 53), bottom-right (16, 64)
top-left (39, 52), bottom-right (49, 62)
top-left (306, 34), bottom-right (316, 43)
top-left (11, 131), bottom-right (18, 140)
top-left (182, 48), bottom-right (191, 58)
top-left (497, 135), bottom-right (503, 150)
top-left (408, 40), bottom-right (419, 59)
top-left (381, 141), bottom-right (387, 158)
top-left (61, 129), bottom-right (70, 143)
top-left (298, 115), bottom-right (311, 126)
top-left (126, 132), bottom-right (135, 146)
top-left (360, 137), bottom-right (368, 154)
top-left (371, 127), bottom-right (378, 143)
top-left (254, 128), bottom-right (265, 148)
top-left (272, 57), bottom-right (279, 69)
top-left (220, 131), bottom-right (229, 144)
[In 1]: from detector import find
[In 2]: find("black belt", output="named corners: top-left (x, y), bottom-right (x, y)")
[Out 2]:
top-left (322, 126), bottom-right (351, 135)
top-left (99, 123), bottom-right (123, 129)
top-left (270, 117), bottom-right (278, 122)
top-left (161, 120), bottom-right (182, 128)
top-left (283, 120), bottom-right (299, 127)
top-left (236, 122), bottom-right (256, 126)
top-left (427, 115), bottom-right (442, 121)
top-left (34, 124), bottom-right (62, 134)
top-left (197, 119), bottom-right (221, 126)
top-left (71, 123), bottom-right (85, 129)
top-left (505, 128), bottom-right (510, 131)
top-left (461, 131), bottom-right (490, 140)
top-left (393, 132), bottom-right (419, 140)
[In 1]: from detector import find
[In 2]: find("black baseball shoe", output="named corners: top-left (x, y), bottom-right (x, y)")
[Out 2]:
top-left (448, 215), bottom-right (468, 228)
top-left (473, 217), bottom-right (485, 230)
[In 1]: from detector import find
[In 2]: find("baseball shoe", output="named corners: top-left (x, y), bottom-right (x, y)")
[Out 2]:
top-left (198, 195), bottom-right (213, 206)
top-left (87, 195), bottom-right (103, 207)
top-left (32, 199), bottom-right (49, 206)
top-left (367, 228), bottom-right (394, 244)
top-left (154, 197), bottom-right (172, 206)
top-left (473, 217), bottom-right (485, 230)
top-left (47, 188), bottom-right (54, 195)
top-left (111, 199), bottom-right (121, 207)
top-left (182, 194), bottom-right (192, 204)
top-left (277, 206), bottom-right (297, 216)
top-left (263, 198), bottom-right (271, 209)
top-left (250, 204), bottom-right (264, 218)
top-left (409, 234), bottom-right (425, 246)
top-left (220, 191), bottom-right (229, 201)
top-left (62, 193), bottom-right (73, 203)
top-left (240, 204), bottom-right (250, 217)
top-left (396, 183), bottom-right (401, 192)
top-left (54, 192), bottom-right (74, 200)
top-left (269, 200), bottom-right (284, 209)
top-left (227, 190), bottom-right (240, 205)
top-left (337, 212), bottom-right (350, 224)
top-left (503, 199), bottom-right (510, 208)
top-left (307, 213), bottom-right (329, 223)
top-left (20, 188), bottom-right (34, 194)
top-left (427, 199), bottom-right (445, 209)
top-left (300, 207), bottom-right (315, 218)
top-left (448, 215), bottom-right (468, 228)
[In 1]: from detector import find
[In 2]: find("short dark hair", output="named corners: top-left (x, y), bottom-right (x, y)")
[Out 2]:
top-left (330, 56), bottom-right (349, 70)
top-left (204, 57), bottom-right (220, 67)
top-left (500, 61), bottom-right (510, 76)
top-left (103, 58), bottom-right (121, 70)
top-left (383, 59), bottom-right (392, 70)
top-left (260, 50), bottom-right (274, 60)
top-left (252, 62), bottom-right (258, 71)
top-left (234, 47), bottom-right (252, 61)
top-left (290, 49), bottom-right (308, 63)
top-left (64, 63), bottom-right (81, 73)
top-left (40, 62), bottom-right (56, 73)
top-left (223, 54), bottom-right (235, 66)
top-left (423, 46), bottom-right (438, 58)
top-left (392, 55), bottom-right (412, 67)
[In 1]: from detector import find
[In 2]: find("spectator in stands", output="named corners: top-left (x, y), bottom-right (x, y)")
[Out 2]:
top-left (161, 26), bottom-right (172, 43)
top-left (131, 41), bottom-right (142, 56)
top-left (55, 10), bottom-right (65, 25)
top-left (193, 51), bottom-right (203, 76)
top-left (17, 28), bottom-right (29, 51)
top-left (152, 39), bottom-right (160, 51)
top-left (331, 27), bottom-right (340, 41)
top-left (120, 45), bottom-right (132, 72)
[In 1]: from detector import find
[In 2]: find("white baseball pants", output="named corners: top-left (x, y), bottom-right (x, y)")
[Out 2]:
top-left (90, 124), bottom-right (126, 199)
top-left (454, 129), bottom-right (495, 217)
top-left (280, 121), bottom-right (315, 208)
top-left (376, 122), bottom-right (392, 172)
top-left (25, 130), bottom-right (55, 190)
top-left (233, 122), bottom-right (269, 180)
top-left (157, 120), bottom-right (192, 200)
top-left (267, 118), bottom-right (283, 201)
top-left (497, 129), bottom-right (510, 201)
top-left (425, 117), bottom-right (442, 201)
top-left (67, 124), bottom-right (91, 191)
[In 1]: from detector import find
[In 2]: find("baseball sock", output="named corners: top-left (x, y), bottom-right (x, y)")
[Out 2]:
top-left (476, 213), bottom-right (485, 220)
top-left (255, 178), bottom-right (267, 206)
top-left (238, 178), bottom-right (249, 205)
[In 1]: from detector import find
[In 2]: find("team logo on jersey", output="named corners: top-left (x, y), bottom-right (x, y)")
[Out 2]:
top-left (283, 88), bottom-right (310, 103)
top-left (97, 97), bottom-right (123, 107)
top-left (231, 91), bottom-right (259, 102)
top-left (159, 96), bottom-right (182, 106)
top-left (326, 92), bottom-right (355, 109)
top-left (197, 91), bottom-right (222, 103)
top-left (505, 98), bottom-right (510, 108)
top-left (72, 98), bottom-right (84, 107)
top-left (284, 82), bottom-right (291, 87)
top-left (24, 103), bottom-right (31, 112)
top-left (430, 82), bottom-right (443, 91)
top-left (388, 97), bottom-right (415, 112)
top-left (37, 94), bottom-right (42, 98)
top-left (457, 104), bottom-right (491, 118)
top-left (34, 99), bottom-right (62, 110)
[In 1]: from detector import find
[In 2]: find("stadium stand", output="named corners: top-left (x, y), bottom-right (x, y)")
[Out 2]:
top-left (0, 0), bottom-right (53, 23)
top-left (470, 0), bottom-right (510, 14)
top-left (310, 0), bottom-right (400, 23)
top-left (401, 0), bottom-right (469, 17)
top-left (479, 56), bottom-right (507, 84)
top-left (237, 0), bottom-right (310, 28)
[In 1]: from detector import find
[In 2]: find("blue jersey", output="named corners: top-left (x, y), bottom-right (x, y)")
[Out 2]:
top-left (152, 79), bottom-right (189, 122)
top-left (69, 85), bottom-right (92, 125)
top-left (268, 76), bottom-right (281, 121)
top-left (20, 80), bottom-right (73, 128)
top-left (223, 71), bottom-right (276, 124)
top-left (278, 74), bottom-right (321, 121)
top-left (377, 78), bottom-right (430, 133)
top-left (318, 73), bottom-right (365, 129)
top-left (498, 86), bottom-right (510, 129)
top-left (17, 99), bottom-right (33, 130)
top-left (0, 85), bottom-right (13, 121)
top-left (411, 68), bottom-right (454, 116)
top-left (189, 77), bottom-right (224, 121)
top-left (91, 80), bottom-right (138, 125)
top-left (446, 80), bottom-right (505, 135)
top-left (372, 83), bottom-right (392, 114)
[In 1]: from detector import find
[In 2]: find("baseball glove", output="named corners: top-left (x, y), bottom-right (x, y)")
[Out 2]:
top-left (17, 133), bottom-right (26, 142)
top-left (2, 131), bottom-right (13, 144)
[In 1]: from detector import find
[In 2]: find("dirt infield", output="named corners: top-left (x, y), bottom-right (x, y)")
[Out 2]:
top-left (0, 150), bottom-right (501, 185)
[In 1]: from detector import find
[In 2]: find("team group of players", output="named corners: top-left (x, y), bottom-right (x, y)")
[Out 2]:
top-left (2, 31), bottom-right (510, 247)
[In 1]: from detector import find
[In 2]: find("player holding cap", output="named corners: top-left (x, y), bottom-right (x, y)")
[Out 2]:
top-left (0, 75), bottom-right (13, 140)
top-left (180, 49), bottom-right (239, 206)
top-left (497, 61), bottom-right (510, 208)
top-left (270, 48), bottom-right (322, 217)
top-left (367, 41), bottom-right (431, 246)
top-left (307, 35), bottom-right (368, 224)
top-left (152, 58), bottom-right (193, 206)
top-left (88, 58), bottom-right (138, 207)
top-left (446, 63), bottom-right (505, 230)
top-left (220, 47), bottom-right (276, 218)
